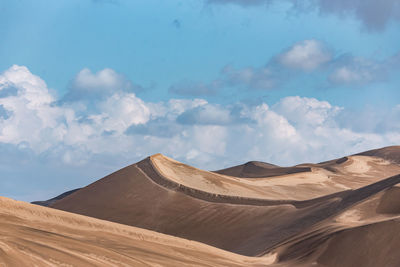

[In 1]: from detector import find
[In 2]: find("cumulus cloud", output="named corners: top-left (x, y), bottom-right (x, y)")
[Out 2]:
top-left (277, 40), bottom-right (331, 71)
top-left (273, 96), bottom-right (341, 127)
top-left (208, 0), bottom-right (400, 31)
top-left (89, 93), bottom-right (150, 134)
top-left (0, 65), bottom-right (67, 152)
top-left (0, 65), bottom-right (399, 172)
top-left (63, 68), bottom-right (139, 102)
top-left (0, 65), bottom-right (150, 163)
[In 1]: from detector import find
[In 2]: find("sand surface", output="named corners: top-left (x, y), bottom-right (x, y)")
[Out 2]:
top-left (0, 197), bottom-right (272, 267)
top-left (11, 145), bottom-right (400, 266)
top-left (151, 153), bottom-right (400, 200)
top-left (268, 185), bottom-right (400, 267)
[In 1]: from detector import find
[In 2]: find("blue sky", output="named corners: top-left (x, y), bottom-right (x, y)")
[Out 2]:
top-left (0, 0), bottom-right (400, 201)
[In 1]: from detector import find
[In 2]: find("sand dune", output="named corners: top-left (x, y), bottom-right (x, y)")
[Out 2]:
top-left (8, 176), bottom-right (400, 266)
top-left (49, 146), bottom-right (400, 262)
top-left (150, 153), bottom-right (400, 200)
top-left (357, 145), bottom-right (400, 164)
top-left (214, 160), bottom-right (310, 178)
top-left (51, 157), bottom-right (299, 256)
top-left (0, 196), bottom-right (272, 267)
top-left (31, 188), bottom-right (80, 207)
top-left (267, 186), bottom-right (400, 267)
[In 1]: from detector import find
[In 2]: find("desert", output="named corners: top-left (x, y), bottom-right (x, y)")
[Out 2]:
top-left (2, 1), bottom-right (400, 266)
top-left (1, 146), bottom-right (400, 266)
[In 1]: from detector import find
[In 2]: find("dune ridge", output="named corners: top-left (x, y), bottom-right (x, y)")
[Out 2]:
top-left (149, 153), bottom-right (400, 200)
top-left (50, 147), bottom-right (400, 259)
top-left (214, 160), bottom-right (311, 178)
top-left (13, 145), bottom-right (400, 266)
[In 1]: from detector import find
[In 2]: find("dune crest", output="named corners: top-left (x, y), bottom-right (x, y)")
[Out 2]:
top-left (15, 146), bottom-right (400, 266)
top-left (47, 147), bottom-right (400, 260)
top-left (150, 153), bottom-right (400, 200)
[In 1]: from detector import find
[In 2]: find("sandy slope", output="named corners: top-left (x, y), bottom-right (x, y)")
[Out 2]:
top-left (151, 153), bottom-right (400, 200)
top-left (7, 183), bottom-right (400, 266)
top-left (0, 196), bottom-right (272, 267)
top-left (357, 145), bottom-right (400, 164)
top-left (267, 186), bottom-right (400, 267)
top-left (50, 146), bottom-right (400, 260)
top-left (51, 158), bottom-right (299, 256)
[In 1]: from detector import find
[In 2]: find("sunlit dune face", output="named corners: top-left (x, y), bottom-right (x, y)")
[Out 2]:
top-left (150, 154), bottom-right (400, 201)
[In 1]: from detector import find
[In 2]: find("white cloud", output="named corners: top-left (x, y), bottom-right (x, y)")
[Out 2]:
top-left (74, 68), bottom-right (123, 90)
top-left (92, 92), bottom-right (150, 134)
top-left (0, 65), bottom-right (67, 152)
top-left (0, 65), bottom-right (399, 172)
top-left (278, 40), bottom-right (332, 71)
top-left (251, 103), bottom-right (298, 140)
top-left (0, 66), bottom-right (151, 163)
top-left (192, 125), bottom-right (227, 155)
top-left (273, 96), bottom-right (341, 127)
top-left (63, 68), bottom-right (137, 101)
top-left (177, 104), bottom-right (232, 125)
top-left (164, 98), bottom-right (207, 117)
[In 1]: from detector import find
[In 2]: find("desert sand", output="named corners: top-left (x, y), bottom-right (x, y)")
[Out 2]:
top-left (151, 152), bottom-right (400, 200)
top-left (4, 146), bottom-right (400, 266)
top-left (0, 196), bottom-right (272, 267)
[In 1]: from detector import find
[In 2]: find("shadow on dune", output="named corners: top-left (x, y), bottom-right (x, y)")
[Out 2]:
top-left (49, 153), bottom-right (400, 257)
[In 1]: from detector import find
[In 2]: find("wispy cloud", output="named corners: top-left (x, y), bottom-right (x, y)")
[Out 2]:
top-left (328, 53), bottom-right (399, 86)
top-left (170, 39), bottom-right (400, 94)
top-left (208, 0), bottom-right (400, 32)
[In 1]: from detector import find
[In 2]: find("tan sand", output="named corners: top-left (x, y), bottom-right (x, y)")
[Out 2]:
top-left (268, 186), bottom-right (400, 267)
top-left (151, 153), bottom-right (400, 200)
top-left (26, 146), bottom-right (400, 266)
top-left (0, 196), bottom-right (273, 267)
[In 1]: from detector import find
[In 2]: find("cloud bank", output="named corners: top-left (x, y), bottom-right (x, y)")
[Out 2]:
top-left (0, 65), bottom-right (399, 172)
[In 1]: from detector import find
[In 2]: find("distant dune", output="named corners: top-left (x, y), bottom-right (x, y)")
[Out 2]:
top-left (31, 188), bottom-right (80, 207)
top-left (42, 146), bottom-right (400, 266)
top-left (357, 146), bottom-right (400, 164)
top-left (214, 160), bottom-right (311, 178)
